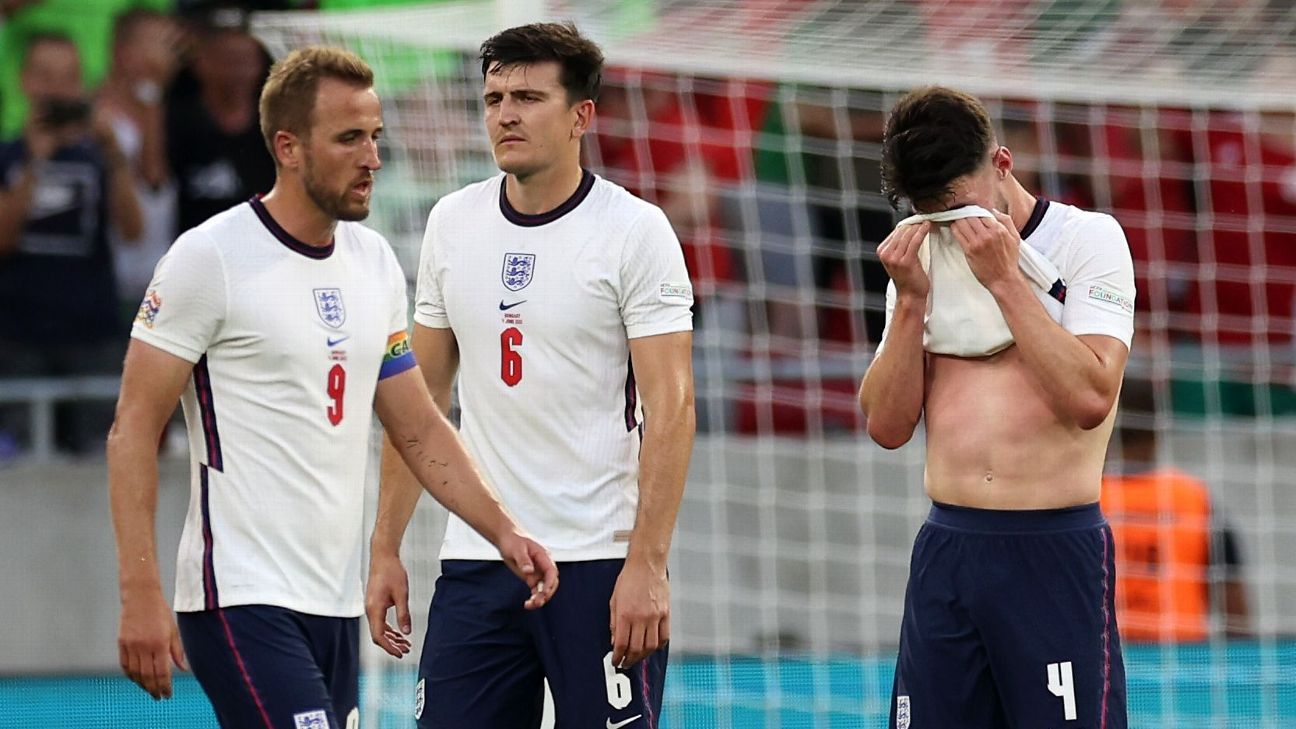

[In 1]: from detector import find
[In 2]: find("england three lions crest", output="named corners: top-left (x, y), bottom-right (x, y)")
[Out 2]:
top-left (313, 288), bottom-right (346, 328)
top-left (502, 253), bottom-right (536, 292)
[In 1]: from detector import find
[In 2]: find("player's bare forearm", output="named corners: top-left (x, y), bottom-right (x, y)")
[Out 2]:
top-left (627, 398), bottom-right (694, 568)
top-left (107, 420), bottom-right (165, 597)
top-left (108, 341), bottom-right (193, 596)
top-left (371, 323), bottom-right (462, 555)
top-left (626, 332), bottom-right (695, 568)
top-left (989, 275), bottom-right (1127, 429)
top-left (370, 433), bottom-right (424, 556)
top-left (411, 324), bottom-right (459, 412)
top-left (377, 369), bottom-right (558, 610)
top-left (109, 339), bottom-right (194, 699)
top-left (376, 369), bottom-right (511, 546)
top-left (859, 294), bottom-right (926, 449)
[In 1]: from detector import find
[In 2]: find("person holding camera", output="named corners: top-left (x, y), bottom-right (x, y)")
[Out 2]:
top-left (0, 33), bottom-right (142, 456)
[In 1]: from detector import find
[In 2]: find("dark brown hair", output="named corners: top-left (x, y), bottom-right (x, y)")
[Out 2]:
top-left (881, 86), bottom-right (996, 210)
top-left (259, 45), bottom-right (374, 158)
top-left (479, 22), bottom-right (604, 104)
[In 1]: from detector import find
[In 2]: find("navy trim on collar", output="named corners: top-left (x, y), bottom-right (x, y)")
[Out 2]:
top-left (1019, 197), bottom-right (1050, 240)
top-left (499, 169), bottom-right (595, 227)
top-left (248, 196), bottom-right (334, 259)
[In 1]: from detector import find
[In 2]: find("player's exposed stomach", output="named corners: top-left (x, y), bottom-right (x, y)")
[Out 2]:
top-left (921, 346), bottom-right (1114, 510)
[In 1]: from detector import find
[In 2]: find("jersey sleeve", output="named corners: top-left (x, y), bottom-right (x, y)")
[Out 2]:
top-left (130, 228), bottom-right (226, 363)
top-left (412, 202), bottom-right (450, 330)
top-left (380, 239), bottom-right (416, 380)
top-left (619, 206), bottom-right (694, 339)
top-left (1061, 214), bottom-right (1136, 347)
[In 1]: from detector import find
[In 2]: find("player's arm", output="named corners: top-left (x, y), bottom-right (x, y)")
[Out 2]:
top-left (365, 323), bottom-right (458, 657)
top-left (952, 212), bottom-right (1129, 429)
top-left (611, 330), bottom-right (695, 669)
top-left (859, 222), bottom-right (930, 448)
top-left (107, 340), bottom-right (192, 700)
top-left (373, 361), bottom-right (557, 598)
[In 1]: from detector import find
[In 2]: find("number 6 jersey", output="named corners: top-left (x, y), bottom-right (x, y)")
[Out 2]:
top-left (131, 197), bottom-right (414, 617)
top-left (415, 170), bottom-right (693, 562)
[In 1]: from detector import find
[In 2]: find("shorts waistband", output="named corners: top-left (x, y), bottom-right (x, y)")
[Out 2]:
top-left (926, 501), bottom-right (1104, 533)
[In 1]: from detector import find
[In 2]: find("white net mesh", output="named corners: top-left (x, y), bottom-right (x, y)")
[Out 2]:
top-left (252, 2), bottom-right (1296, 726)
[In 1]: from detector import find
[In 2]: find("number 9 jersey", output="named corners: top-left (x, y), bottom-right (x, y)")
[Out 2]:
top-left (414, 171), bottom-right (693, 562)
top-left (131, 197), bottom-right (415, 618)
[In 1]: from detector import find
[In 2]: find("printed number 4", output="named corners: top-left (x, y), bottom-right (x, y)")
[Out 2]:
top-left (1047, 661), bottom-right (1078, 721)
top-left (603, 651), bottom-right (631, 710)
top-left (327, 364), bottom-right (346, 425)
top-left (500, 327), bottom-right (523, 386)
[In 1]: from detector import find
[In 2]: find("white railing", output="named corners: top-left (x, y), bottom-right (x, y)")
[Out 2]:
top-left (0, 377), bottom-right (120, 463)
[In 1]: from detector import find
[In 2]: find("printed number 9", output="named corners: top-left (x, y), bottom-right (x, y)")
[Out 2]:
top-left (327, 364), bottom-right (346, 425)
top-left (501, 327), bottom-right (523, 386)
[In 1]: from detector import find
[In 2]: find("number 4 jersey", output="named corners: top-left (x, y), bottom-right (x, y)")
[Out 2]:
top-left (131, 197), bottom-right (414, 617)
top-left (415, 170), bottom-right (693, 561)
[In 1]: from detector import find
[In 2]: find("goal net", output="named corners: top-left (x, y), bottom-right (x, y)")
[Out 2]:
top-left (252, 1), bottom-right (1296, 726)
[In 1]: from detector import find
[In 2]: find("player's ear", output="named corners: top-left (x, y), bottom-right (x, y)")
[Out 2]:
top-left (993, 145), bottom-right (1013, 180)
top-left (571, 99), bottom-right (594, 141)
top-left (273, 129), bottom-right (301, 170)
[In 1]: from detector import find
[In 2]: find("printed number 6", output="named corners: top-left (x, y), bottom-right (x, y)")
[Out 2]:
top-left (501, 327), bottom-right (523, 386)
top-left (603, 651), bottom-right (631, 710)
top-left (327, 364), bottom-right (346, 425)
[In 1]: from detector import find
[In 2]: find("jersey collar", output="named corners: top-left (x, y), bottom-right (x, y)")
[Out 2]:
top-left (248, 196), bottom-right (335, 260)
top-left (1019, 196), bottom-right (1050, 240)
top-left (499, 169), bottom-right (596, 227)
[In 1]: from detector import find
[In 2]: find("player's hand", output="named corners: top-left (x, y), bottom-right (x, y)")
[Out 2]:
top-left (609, 556), bottom-right (669, 669)
top-left (364, 552), bottom-right (413, 658)
top-left (950, 211), bottom-right (1023, 292)
top-left (118, 590), bottom-right (186, 700)
top-left (877, 221), bottom-right (931, 299)
top-left (496, 529), bottom-right (559, 610)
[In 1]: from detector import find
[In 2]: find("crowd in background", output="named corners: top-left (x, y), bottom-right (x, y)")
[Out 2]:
top-left (2, 0), bottom-right (1296, 454)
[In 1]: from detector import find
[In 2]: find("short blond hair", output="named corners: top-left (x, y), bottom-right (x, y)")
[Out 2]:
top-left (259, 45), bottom-right (374, 159)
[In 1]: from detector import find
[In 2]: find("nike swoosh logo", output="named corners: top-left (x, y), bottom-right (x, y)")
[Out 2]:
top-left (499, 300), bottom-right (527, 311)
top-left (606, 715), bottom-right (642, 729)
top-left (327, 335), bottom-right (349, 347)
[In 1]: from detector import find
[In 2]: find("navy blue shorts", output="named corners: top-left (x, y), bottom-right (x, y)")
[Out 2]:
top-left (177, 606), bottom-right (360, 729)
top-left (890, 502), bottom-right (1127, 729)
top-left (416, 559), bottom-right (667, 729)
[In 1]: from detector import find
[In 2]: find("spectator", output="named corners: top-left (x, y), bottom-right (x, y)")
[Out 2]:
top-left (1101, 378), bottom-right (1251, 641)
top-left (0, 33), bottom-right (143, 454)
top-left (0, 0), bottom-right (172, 140)
top-left (166, 7), bottom-right (273, 235)
top-left (98, 9), bottom-right (186, 313)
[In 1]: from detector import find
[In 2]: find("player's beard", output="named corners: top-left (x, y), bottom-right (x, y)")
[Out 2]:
top-left (302, 152), bottom-right (371, 222)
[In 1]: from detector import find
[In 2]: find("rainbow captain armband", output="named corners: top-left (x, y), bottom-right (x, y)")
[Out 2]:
top-left (379, 330), bottom-right (416, 379)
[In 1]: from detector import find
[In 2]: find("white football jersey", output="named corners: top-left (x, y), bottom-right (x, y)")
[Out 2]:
top-left (132, 198), bottom-right (414, 616)
top-left (415, 171), bottom-right (693, 561)
top-left (881, 198), bottom-right (1136, 350)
